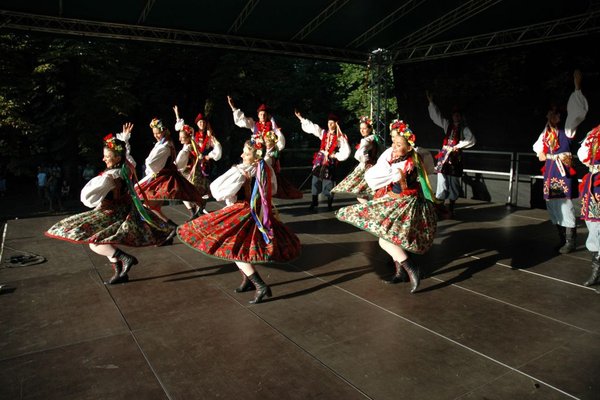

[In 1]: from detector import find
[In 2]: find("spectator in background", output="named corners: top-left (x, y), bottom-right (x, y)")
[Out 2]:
top-left (36, 166), bottom-right (48, 202)
top-left (82, 163), bottom-right (95, 184)
top-left (61, 179), bottom-right (70, 201)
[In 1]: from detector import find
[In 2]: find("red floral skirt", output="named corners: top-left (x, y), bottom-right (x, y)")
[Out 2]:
top-left (137, 164), bottom-right (205, 202)
top-left (177, 201), bottom-right (301, 263)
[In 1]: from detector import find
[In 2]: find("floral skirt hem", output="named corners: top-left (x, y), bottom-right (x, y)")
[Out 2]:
top-left (138, 165), bottom-right (205, 203)
top-left (177, 202), bottom-right (301, 264)
top-left (331, 165), bottom-right (374, 196)
top-left (45, 205), bottom-right (170, 247)
top-left (335, 194), bottom-right (437, 254)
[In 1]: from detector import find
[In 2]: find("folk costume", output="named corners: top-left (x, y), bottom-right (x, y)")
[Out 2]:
top-left (577, 124), bottom-right (600, 286)
top-left (175, 115), bottom-right (222, 216)
top-left (428, 102), bottom-right (476, 215)
top-left (177, 140), bottom-right (301, 304)
top-left (533, 88), bottom-right (588, 253)
top-left (336, 120), bottom-right (437, 293)
top-left (138, 119), bottom-right (205, 204)
top-left (232, 104), bottom-right (286, 151)
top-left (298, 114), bottom-right (351, 211)
top-left (332, 116), bottom-right (384, 201)
top-left (46, 135), bottom-right (170, 284)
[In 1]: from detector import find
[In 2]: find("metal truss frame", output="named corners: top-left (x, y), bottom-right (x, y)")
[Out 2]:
top-left (291, 0), bottom-right (349, 41)
top-left (228, 0), bottom-right (260, 34)
top-left (368, 49), bottom-right (393, 144)
top-left (137, 0), bottom-right (156, 24)
top-left (389, 0), bottom-right (503, 49)
top-left (347, 0), bottom-right (426, 48)
top-left (0, 10), bottom-right (368, 64)
top-left (392, 10), bottom-right (600, 64)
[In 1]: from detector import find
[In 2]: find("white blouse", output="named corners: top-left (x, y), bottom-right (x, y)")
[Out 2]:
top-left (174, 118), bottom-right (223, 162)
top-left (298, 117), bottom-right (351, 161)
top-left (116, 131), bottom-right (136, 167)
top-left (365, 147), bottom-right (434, 191)
top-left (210, 162), bottom-right (277, 206)
top-left (354, 134), bottom-right (377, 165)
top-left (143, 140), bottom-right (172, 178)
top-left (232, 109), bottom-right (286, 151)
top-left (533, 90), bottom-right (589, 154)
top-left (428, 102), bottom-right (476, 150)
top-left (80, 168), bottom-right (121, 208)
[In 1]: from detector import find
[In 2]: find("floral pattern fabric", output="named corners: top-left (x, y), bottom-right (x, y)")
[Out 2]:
top-left (177, 201), bottom-right (301, 263)
top-left (335, 193), bottom-right (437, 254)
top-left (331, 164), bottom-right (374, 197)
top-left (138, 163), bottom-right (205, 202)
top-left (45, 200), bottom-right (170, 246)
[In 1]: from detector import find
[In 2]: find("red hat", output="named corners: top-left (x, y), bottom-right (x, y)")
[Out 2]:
top-left (194, 113), bottom-right (205, 124)
top-left (327, 113), bottom-right (339, 122)
top-left (257, 104), bottom-right (269, 112)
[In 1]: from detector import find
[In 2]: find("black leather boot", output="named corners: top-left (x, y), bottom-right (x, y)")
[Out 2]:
top-left (385, 260), bottom-right (409, 284)
top-left (161, 219), bottom-right (179, 246)
top-left (400, 259), bottom-right (420, 293)
top-left (187, 206), bottom-right (198, 221)
top-left (113, 248), bottom-right (138, 278)
top-left (559, 227), bottom-right (576, 254)
top-left (234, 270), bottom-right (255, 293)
top-left (584, 252), bottom-right (600, 286)
top-left (448, 200), bottom-right (456, 218)
top-left (327, 195), bottom-right (334, 211)
top-left (247, 272), bottom-right (272, 304)
top-left (555, 225), bottom-right (566, 251)
top-left (308, 195), bottom-right (318, 212)
top-left (105, 261), bottom-right (128, 285)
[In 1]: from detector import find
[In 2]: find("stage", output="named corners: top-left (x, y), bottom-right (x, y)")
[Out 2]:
top-left (1, 195), bottom-right (598, 400)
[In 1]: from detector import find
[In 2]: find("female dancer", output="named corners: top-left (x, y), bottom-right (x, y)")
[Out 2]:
top-left (137, 118), bottom-right (206, 242)
top-left (173, 106), bottom-right (222, 218)
top-left (335, 120), bottom-right (437, 293)
top-left (332, 116), bottom-right (384, 203)
top-left (177, 139), bottom-right (301, 304)
top-left (45, 130), bottom-right (170, 284)
top-left (577, 123), bottom-right (600, 287)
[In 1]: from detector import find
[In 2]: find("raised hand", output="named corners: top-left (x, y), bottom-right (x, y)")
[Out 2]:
top-left (574, 69), bottom-right (582, 90)
top-left (227, 96), bottom-right (235, 110)
top-left (122, 122), bottom-right (134, 134)
top-left (425, 90), bottom-right (433, 103)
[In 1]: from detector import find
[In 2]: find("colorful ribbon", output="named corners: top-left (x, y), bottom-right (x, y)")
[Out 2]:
top-left (249, 160), bottom-right (274, 244)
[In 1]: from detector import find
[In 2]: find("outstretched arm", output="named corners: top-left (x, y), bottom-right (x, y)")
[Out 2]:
top-left (565, 69), bottom-right (588, 138)
top-left (227, 95), bottom-right (236, 111)
top-left (116, 122), bottom-right (136, 167)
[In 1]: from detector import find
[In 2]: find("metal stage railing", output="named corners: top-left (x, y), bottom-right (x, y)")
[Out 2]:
top-left (280, 148), bottom-right (567, 208)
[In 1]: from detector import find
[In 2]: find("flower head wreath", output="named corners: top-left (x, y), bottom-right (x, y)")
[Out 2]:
top-left (103, 133), bottom-right (125, 155)
top-left (264, 130), bottom-right (278, 145)
top-left (250, 138), bottom-right (266, 160)
top-left (149, 118), bottom-right (165, 131)
top-left (181, 124), bottom-right (194, 136)
top-left (390, 119), bottom-right (416, 146)
top-left (359, 115), bottom-right (372, 126)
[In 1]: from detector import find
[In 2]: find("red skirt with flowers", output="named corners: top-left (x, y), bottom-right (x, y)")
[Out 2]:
top-left (177, 201), bottom-right (301, 263)
top-left (137, 163), bottom-right (205, 202)
top-left (335, 191), bottom-right (437, 254)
